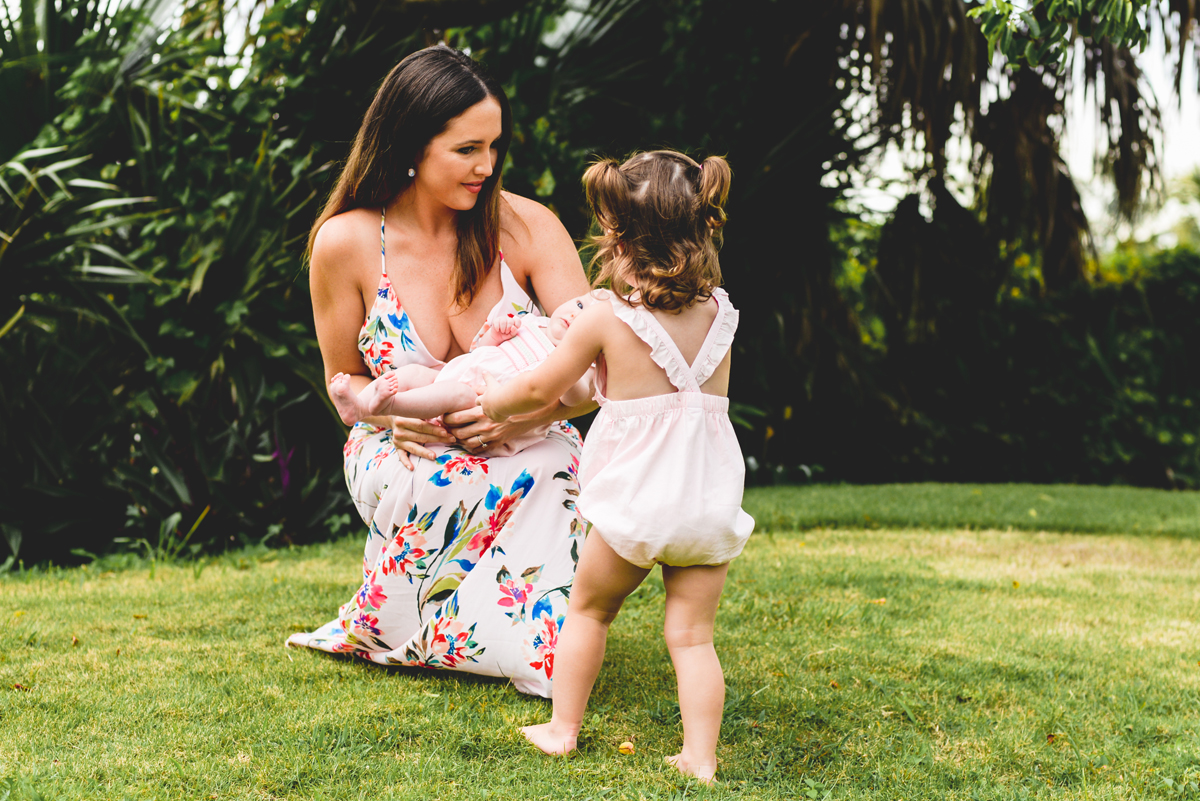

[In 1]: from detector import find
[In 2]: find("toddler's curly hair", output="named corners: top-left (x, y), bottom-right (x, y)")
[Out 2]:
top-left (583, 150), bottom-right (731, 311)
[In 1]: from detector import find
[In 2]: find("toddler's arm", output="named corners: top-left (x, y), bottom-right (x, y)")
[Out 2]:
top-left (558, 365), bottom-right (595, 408)
top-left (474, 311), bottom-right (522, 349)
top-left (480, 304), bottom-right (606, 420)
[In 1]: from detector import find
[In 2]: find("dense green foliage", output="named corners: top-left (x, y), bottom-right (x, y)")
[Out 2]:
top-left (1, 0), bottom-right (397, 564)
top-left (798, 235), bottom-right (1200, 488)
top-left (969, 0), bottom-right (1150, 69)
top-left (1, 0), bottom-right (1198, 564)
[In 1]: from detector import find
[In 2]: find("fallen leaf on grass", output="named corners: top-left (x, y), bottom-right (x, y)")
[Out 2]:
top-left (12, 684), bottom-right (29, 691)
top-left (618, 742), bottom-right (635, 755)
top-left (868, 598), bottom-right (887, 605)
top-left (133, 614), bottom-right (147, 619)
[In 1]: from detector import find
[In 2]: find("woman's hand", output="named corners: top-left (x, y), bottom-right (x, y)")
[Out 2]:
top-left (389, 416), bottom-right (455, 471)
top-left (443, 391), bottom-right (550, 455)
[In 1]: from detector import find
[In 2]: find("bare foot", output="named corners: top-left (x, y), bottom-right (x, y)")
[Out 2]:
top-left (520, 722), bottom-right (578, 756)
top-left (362, 372), bottom-right (402, 417)
top-left (329, 373), bottom-right (362, 426)
top-left (665, 754), bottom-right (716, 785)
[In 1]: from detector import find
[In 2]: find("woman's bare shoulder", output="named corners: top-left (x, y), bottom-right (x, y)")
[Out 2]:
top-left (500, 192), bottom-right (571, 252)
top-left (498, 192), bottom-right (585, 307)
top-left (501, 190), bottom-right (557, 228)
top-left (311, 207), bottom-right (378, 273)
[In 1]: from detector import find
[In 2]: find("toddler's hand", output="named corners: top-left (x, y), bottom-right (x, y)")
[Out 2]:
top-left (477, 371), bottom-right (505, 421)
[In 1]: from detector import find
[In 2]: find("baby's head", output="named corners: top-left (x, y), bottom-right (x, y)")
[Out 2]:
top-left (547, 292), bottom-right (601, 344)
top-left (582, 150), bottom-right (732, 311)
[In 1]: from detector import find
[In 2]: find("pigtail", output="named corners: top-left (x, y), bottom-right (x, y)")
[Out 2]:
top-left (582, 159), bottom-right (630, 234)
top-left (583, 158), bottom-right (637, 299)
top-left (697, 156), bottom-right (732, 238)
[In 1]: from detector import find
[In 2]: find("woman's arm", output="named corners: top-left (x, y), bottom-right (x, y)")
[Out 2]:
top-left (311, 211), bottom-right (454, 465)
top-left (310, 213), bottom-right (375, 399)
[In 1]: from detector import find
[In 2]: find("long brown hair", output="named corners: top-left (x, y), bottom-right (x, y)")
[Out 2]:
top-left (583, 151), bottom-right (732, 311)
top-left (307, 44), bottom-right (513, 308)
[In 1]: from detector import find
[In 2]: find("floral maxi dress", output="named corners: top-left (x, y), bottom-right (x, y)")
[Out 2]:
top-left (286, 215), bottom-right (583, 697)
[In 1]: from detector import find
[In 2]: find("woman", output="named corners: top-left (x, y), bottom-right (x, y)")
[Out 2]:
top-left (287, 45), bottom-right (593, 697)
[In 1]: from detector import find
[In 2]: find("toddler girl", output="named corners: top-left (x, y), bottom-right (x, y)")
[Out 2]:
top-left (329, 294), bottom-right (596, 455)
top-left (479, 150), bottom-right (754, 784)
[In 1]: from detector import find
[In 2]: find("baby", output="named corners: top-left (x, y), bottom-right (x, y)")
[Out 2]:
top-left (329, 293), bottom-right (598, 455)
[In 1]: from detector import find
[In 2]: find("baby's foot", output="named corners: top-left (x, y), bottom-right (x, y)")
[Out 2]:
top-left (665, 754), bottom-right (716, 785)
top-left (329, 373), bottom-right (362, 426)
top-left (520, 723), bottom-right (577, 756)
top-left (362, 371), bottom-right (402, 417)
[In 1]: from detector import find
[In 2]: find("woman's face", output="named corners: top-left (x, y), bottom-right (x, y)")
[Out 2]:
top-left (414, 97), bottom-right (503, 212)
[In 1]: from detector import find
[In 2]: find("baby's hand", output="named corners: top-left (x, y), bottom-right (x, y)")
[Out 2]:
top-left (492, 313), bottom-right (521, 339)
top-left (474, 313), bottom-right (521, 349)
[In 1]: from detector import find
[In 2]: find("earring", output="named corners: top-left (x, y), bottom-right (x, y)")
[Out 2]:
top-left (408, 168), bottom-right (416, 178)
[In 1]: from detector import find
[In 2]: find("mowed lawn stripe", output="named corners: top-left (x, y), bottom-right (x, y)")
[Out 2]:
top-left (744, 483), bottom-right (1200, 538)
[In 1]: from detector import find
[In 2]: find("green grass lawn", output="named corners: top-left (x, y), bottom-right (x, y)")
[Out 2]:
top-left (742, 483), bottom-right (1200, 538)
top-left (1, 484), bottom-right (1198, 800)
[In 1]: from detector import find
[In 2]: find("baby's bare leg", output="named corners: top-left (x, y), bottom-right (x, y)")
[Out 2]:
top-left (660, 561), bottom-right (731, 785)
top-left (520, 531), bottom-right (650, 756)
top-left (329, 366), bottom-right (441, 426)
top-left (373, 380), bottom-right (478, 421)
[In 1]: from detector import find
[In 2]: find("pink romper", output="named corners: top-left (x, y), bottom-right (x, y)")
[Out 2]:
top-left (577, 288), bottom-right (755, 568)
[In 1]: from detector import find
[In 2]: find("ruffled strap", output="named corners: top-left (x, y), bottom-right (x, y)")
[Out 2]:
top-left (606, 294), bottom-right (701, 393)
top-left (690, 287), bottom-right (739, 388)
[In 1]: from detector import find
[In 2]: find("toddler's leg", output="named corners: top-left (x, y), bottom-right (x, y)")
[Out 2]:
top-left (660, 561), bottom-right (731, 785)
top-left (521, 531), bottom-right (649, 756)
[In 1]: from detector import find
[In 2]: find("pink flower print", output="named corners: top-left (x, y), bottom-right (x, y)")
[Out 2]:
top-left (382, 525), bottom-right (428, 576)
top-left (351, 611), bottom-right (382, 636)
top-left (485, 491), bottom-right (522, 541)
top-left (375, 339), bottom-right (395, 369)
top-left (343, 435), bottom-right (367, 460)
top-left (429, 453), bottom-right (489, 487)
top-left (368, 444), bottom-right (391, 471)
top-left (356, 576), bottom-right (387, 612)
top-left (497, 577), bottom-right (533, 609)
top-left (525, 613), bottom-right (562, 679)
top-left (466, 523), bottom-right (502, 553)
top-left (428, 616), bottom-right (473, 668)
